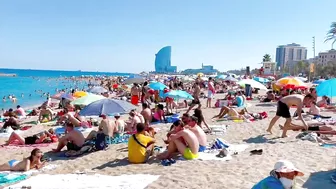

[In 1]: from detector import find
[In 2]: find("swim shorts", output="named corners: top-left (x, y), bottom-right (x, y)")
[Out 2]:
top-left (191, 99), bottom-right (200, 105)
top-left (183, 148), bottom-right (199, 160)
top-left (67, 142), bottom-right (82, 151)
top-left (276, 101), bottom-right (291, 118)
top-left (308, 126), bottom-right (320, 131)
top-left (199, 145), bottom-right (206, 152)
top-left (208, 91), bottom-right (214, 98)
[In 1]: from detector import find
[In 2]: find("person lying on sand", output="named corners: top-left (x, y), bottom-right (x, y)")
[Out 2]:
top-left (158, 119), bottom-right (200, 160)
top-left (6, 128), bottom-right (57, 145)
top-left (259, 91), bottom-right (275, 102)
top-left (86, 114), bottom-right (114, 141)
top-left (57, 109), bottom-right (88, 127)
top-left (38, 105), bottom-right (53, 123)
top-left (128, 123), bottom-right (155, 164)
top-left (252, 160), bottom-right (304, 189)
top-left (53, 122), bottom-right (85, 152)
top-left (266, 94), bottom-right (314, 138)
top-left (279, 123), bottom-right (336, 135)
top-left (0, 148), bottom-right (46, 171)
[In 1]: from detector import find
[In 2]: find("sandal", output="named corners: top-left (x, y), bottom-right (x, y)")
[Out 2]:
top-left (161, 159), bottom-right (171, 166)
top-left (250, 149), bottom-right (263, 155)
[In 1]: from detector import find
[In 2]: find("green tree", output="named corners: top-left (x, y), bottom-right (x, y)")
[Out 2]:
top-left (296, 61), bottom-right (305, 74)
top-left (325, 22), bottom-right (336, 49)
top-left (263, 54), bottom-right (271, 62)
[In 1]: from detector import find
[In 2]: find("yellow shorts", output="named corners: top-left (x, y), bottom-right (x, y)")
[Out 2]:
top-left (183, 148), bottom-right (199, 160)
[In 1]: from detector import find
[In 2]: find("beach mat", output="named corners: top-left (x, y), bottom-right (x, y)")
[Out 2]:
top-left (5, 174), bottom-right (160, 189)
top-left (54, 126), bottom-right (93, 135)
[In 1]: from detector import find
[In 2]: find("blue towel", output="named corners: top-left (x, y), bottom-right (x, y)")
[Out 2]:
top-left (0, 173), bottom-right (28, 186)
top-left (321, 143), bottom-right (336, 148)
top-left (107, 134), bottom-right (130, 144)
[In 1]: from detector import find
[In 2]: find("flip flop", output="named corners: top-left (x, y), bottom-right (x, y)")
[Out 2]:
top-left (168, 158), bottom-right (176, 164)
top-left (250, 149), bottom-right (263, 155)
top-left (161, 159), bottom-right (171, 166)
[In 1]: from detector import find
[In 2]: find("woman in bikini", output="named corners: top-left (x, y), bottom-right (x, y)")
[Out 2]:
top-left (0, 148), bottom-right (45, 171)
top-left (6, 128), bottom-right (58, 145)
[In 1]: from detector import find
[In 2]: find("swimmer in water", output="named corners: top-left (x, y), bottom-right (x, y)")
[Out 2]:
top-left (21, 93), bottom-right (24, 98)
top-left (29, 94), bottom-right (32, 97)
top-left (2, 96), bottom-right (6, 102)
top-left (11, 96), bottom-right (17, 103)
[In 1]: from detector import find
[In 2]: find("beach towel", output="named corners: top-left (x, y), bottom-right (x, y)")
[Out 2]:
top-left (5, 174), bottom-right (160, 189)
top-left (210, 125), bottom-right (228, 134)
top-left (0, 128), bottom-right (22, 138)
top-left (54, 126), bottom-right (93, 136)
top-left (0, 173), bottom-right (27, 186)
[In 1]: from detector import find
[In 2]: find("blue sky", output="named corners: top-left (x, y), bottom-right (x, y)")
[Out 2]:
top-left (0, 0), bottom-right (334, 73)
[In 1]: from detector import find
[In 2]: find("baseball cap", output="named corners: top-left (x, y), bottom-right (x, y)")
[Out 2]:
top-left (274, 160), bottom-right (304, 176)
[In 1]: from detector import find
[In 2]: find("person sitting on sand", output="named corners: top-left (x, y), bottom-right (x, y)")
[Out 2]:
top-left (185, 116), bottom-right (207, 152)
top-left (0, 148), bottom-right (46, 172)
top-left (212, 106), bottom-right (243, 120)
top-left (57, 109), bottom-right (88, 127)
top-left (114, 113), bottom-right (125, 136)
top-left (260, 91), bottom-right (275, 102)
top-left (38, 105), bottom-right (53, 123)
top-left (181, 113), bottom-right (191, 125)
top-left (6, 128), bottom-right (58, 145)
top-left (158, 119), bottom-right (199, 160)
top-left (316, 95), bottom-right (330, 107)
top-left (193, 108), bottom-right (210, 131)
top-left (3, 108), bottom-right (17, 118)
top-left (252, 160), bottom-right (304, 189)
top-left (152, 104), bottom-right (166, 123)
top-left (53, 122), bottom-right (85, 152)
top-left (126, 110), bottom-right (144, 131)
top-left (141, 103), bottom-right (152, 126)
top-left (266, 94), bottom-right (314, 138)
top-left (128, 123), bottom-right (156, 164)
top-left (15, 105), bottom-right (26, 117)
top-left (86, 114), bottom-right (114, 141)
top-left (308, 101), bottom-right (320, 115)
top-left (2, 112), bottom-right (20, 131)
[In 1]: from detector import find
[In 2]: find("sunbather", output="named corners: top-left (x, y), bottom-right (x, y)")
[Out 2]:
top-left (52, 122), bottom-right (85, 152)
top-left (2, 114), bottom-right (20, 130)
top-left (158, 120), bottom-right (199, 160)
top-left (126, 110), bottom-right (144, 131)
top-left (86, 114), bottom-right (114, 141)
top-left (212, 106), bottom-right (243, 120)
top-left (0, 148), bottom-right (45, 171)
top-left (186, 116), bottom-right (207, 152)
top-left (38, 105), bottom-right (53, 122)
top-left (6, 128), bottom-right (57, 145)
top-left (193, 108), bottom-right (210, 131)
top-left (279, 123), bottom-right (336, 135)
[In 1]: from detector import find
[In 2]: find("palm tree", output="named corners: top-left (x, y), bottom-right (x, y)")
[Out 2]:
top-left (262, 54), bottom-right (271, 62)
top-left (325, 22), bottom-right (336, 49)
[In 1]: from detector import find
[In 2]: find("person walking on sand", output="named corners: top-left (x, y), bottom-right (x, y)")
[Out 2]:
top-left (266, 94), bottom-right (314, 138)
top-left (206, 77), bottom-right (215, 108)
top-left (131, 83), bottom-right (140, 106)
top-left (186, 81), bottom-right (201, 114)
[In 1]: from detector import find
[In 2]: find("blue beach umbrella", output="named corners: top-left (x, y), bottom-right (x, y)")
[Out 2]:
top-left (163, 90), bottom-right (194, 100)
top-left (253, 77), bottom-right (269, 83)
top-left (79, 98), bottom-right (137, 116)
top-left (316, 78), bottom-right (336, 97)
top-left (149, 82), bottom-right (168, 91)
top-left (88, 86), bottom-right (108, 94)
top-left (313, 79), bottom-right (325, 85)
top-left (216, 75), bottom-right (227, 80)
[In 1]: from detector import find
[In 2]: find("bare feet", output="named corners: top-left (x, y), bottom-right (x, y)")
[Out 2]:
top-left (266, 129), bottom-right (272, 134)
top-left (281, 134), bottom-right (288, 138)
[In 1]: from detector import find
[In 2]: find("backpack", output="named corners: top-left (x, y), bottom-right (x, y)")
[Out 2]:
top-left (95, 133), bottom-right (107, 150)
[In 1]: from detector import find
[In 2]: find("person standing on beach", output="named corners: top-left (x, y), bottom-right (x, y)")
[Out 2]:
top-left (131, 83), bottom-right (140, 105)
top-left (186, 81), bottom-right (201, 114)
top-left (266, 94), bottom-right (314, 138)
top-left (207, 77), bottom-right (215, 108)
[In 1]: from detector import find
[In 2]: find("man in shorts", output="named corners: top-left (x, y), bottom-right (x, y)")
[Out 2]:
top-left (266, 94), bottom-right (314, 137)
top-left (186, 82), bottom-right (201, 114)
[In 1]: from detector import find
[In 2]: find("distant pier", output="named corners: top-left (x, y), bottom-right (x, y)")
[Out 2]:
top-left (0, 73), bottom-right (17, 77)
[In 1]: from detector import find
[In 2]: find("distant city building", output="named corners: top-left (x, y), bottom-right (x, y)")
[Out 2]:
top-left (275, 43), bottom-right (307, 68)
top-left (306, 57), bottom-right (318, 64)
top-left (260, 61), bottom-right (276, 75)
top-left (317, 49), bottom-right (336, 65)
top-left (154, 46), bottom-right (177, 73)
top-left (181, 63), bottom-right (218, 75)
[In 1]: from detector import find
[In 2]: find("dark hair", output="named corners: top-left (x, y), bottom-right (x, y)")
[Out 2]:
top-left (173, 120), bottom-right (183, 127)
top-left (66, 122), bottom-right (74, 128)
top-left (8, 108), bottom-right (13, 112)
top-left (209, 77), bottom-right (212, 81)
top-left (17, 105), bottom-right (21, 108)
top-left (144, 81), bottom-right (148, 86)
top-left (190, 115), bottom-right (198, 123)
top-left (29, 148), bottom-right (42, 162)
top-left (157, 104), bottom-right (164, 110)
top-left (193, 108), bottom-right (204, 123)
top-left (142, 103), bottom-right (148, 109)
top-left (305, 94), bottom-right (314, 99)
top-left (182, 113), bottom-right (189, 118)
top-left (136, 123), bottom-right (145, 133)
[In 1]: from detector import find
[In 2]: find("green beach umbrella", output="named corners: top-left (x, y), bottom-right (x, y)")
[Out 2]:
top-left (71, 93), bottom-right (106, 106)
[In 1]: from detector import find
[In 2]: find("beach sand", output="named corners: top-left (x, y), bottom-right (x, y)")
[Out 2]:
top-left (0, 95), bottom-right (335, 189)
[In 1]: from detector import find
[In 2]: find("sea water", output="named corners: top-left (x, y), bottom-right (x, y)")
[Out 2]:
top-left (0, 68), bottom-right (131, 110)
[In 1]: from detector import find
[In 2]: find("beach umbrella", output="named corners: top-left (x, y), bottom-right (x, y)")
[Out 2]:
top-left (238, 79), bottom-right (268, 91)
top-left (51, 92), bottom-right (65, 100)
top-left (59, 93), bottom-right (75, 101)
top-left (163, 90), bottom-right (194, 100)
top-left (148, 82), bottom-right (168, 91)
top-left (224, 75), bottom-right (238, 82)
top-left (313, 79), bottom-right (326, 85)
top-left (88, 86), bottom-right (108, 94)
top-left (296, 77), bottom-right (308, 82)
top-left (73, 91), bottom-right (87, 98)
top-left (275, 77), bottom-right (306, 89)
top-left (316, 78), bottom-right (336, 97)
top-left (124, 75), bottom-right (145, 84)
top-left (253, 77), bottom-right (269, 83)
top-left (79, 98), bottom-right (137, 116)
top-left (71, 93), bottom-right (106, 106)
top-left (216, 75), bottom-right (227, 80)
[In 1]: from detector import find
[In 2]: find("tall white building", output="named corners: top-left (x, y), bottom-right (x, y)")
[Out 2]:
top-left (275, 43), bottom-right (307, 68)
top-left (317, 49), bottom-right (336, 64)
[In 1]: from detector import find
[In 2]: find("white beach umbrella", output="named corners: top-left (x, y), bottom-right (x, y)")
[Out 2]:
top-left (224, 75), bottom-right (238, 82)
top-left (238, 79), bottom-right (268, 91)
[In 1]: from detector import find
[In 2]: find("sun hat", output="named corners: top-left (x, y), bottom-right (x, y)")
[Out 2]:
top-left (274, 160), bottom-right (304, 176)
top-left (114, 113), bottom-right (120, 117)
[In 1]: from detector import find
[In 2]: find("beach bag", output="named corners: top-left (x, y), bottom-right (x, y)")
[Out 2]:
top-left (211, 138), bottom-right (229, 149)
top-left (95, 133), bottom-right (107, 150)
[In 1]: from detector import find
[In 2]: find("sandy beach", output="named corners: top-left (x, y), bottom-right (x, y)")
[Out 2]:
top-left (0, 94), bottom-right (335, 189)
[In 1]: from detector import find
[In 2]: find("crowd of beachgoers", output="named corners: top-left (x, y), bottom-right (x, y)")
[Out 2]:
top-left (0, 74), bottom-right (335, 188)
